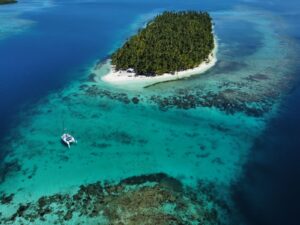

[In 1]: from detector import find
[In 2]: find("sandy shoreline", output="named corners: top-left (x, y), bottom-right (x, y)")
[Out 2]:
top-left (100, 37), bottom-right (218, 89)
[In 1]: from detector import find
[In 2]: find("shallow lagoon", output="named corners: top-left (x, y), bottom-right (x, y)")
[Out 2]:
top-left (0, 1), bottom-right (300, 224)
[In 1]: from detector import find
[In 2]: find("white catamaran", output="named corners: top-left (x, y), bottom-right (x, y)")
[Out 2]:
top-left (61, 133), bottom-right (77, 148)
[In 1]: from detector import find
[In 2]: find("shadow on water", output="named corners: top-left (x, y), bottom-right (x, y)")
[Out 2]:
top-left (232, 78), bottom-right (300, 225)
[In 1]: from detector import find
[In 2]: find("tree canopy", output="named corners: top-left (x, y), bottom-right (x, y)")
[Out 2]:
top-left (0, 0), bottom-right (17, 4)
top-left (111, 11), bottom-right (214, 76)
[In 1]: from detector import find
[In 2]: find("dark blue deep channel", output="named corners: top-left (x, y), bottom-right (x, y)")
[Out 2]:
top-left (233, 78), bottom-right (300, 225)
top-left (232, 2), bottom-right (300, 224)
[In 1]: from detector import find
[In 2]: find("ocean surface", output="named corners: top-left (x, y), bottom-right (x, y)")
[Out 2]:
top-left (0, 0), bottom-right (300, 224)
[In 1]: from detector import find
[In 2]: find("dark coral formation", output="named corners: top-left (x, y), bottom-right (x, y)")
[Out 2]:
top-left (87, 73), bottom-right (97, 82)
top-left (99, 130), bottom-right (147, 146)
top-left (80, 73), bottom-right (281, 117)
top-left (85, 85), bottom-right (132, 104)
top-left (146, 70), bottom-right (294, 116)
top-left (244, 73), bottom-right (269, 82)
top-left (0, 193), bottom-right (14, 204)
top-left (1, 173), bottom-right (230, 225)
top-left (149, 88), bottom-right (274, 117)
top-left (104, 131), bottom-right (133, 145)
top-left (131, 97), bottom-right (140, 104)
top-left (0, 160), bottom-right (21, 184)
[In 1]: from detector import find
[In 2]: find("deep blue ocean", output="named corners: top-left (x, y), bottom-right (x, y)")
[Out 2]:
top-left (1, 0), bottom-right (300, 224)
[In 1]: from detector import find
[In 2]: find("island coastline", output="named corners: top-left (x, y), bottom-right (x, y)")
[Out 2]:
top-left (100, 37), bottom-right (218, 89)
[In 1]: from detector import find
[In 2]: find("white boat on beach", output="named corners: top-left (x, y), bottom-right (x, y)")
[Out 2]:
top-left (61, 133), bottom-right (77, 148)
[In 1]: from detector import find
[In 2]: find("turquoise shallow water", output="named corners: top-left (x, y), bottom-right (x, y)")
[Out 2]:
top-left (0, 1), bottom-right (300, 224)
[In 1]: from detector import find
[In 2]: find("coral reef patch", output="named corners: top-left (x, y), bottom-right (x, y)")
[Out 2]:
top-left (0, 160), bottom-right (21, 184)
top-left (0, 173), bottom-right (230, 225)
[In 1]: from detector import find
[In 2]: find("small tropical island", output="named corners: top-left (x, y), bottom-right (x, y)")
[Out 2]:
top-left (0, 0), bottom-right (17, 4)
top-left (101, 11), bottom-right (217, 88)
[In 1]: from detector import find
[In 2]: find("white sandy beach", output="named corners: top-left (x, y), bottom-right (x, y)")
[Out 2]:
top-left (100, 37), bottom-right (218, 89)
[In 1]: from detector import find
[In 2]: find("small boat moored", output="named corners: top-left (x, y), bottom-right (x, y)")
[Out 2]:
top-left (61, 133), bottom-right (77, 148)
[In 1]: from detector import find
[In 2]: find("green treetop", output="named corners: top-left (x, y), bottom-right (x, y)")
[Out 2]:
top-left (0, 0), bottom-right (17, 5)
top-left (111, 11), bottom-right (214, 76)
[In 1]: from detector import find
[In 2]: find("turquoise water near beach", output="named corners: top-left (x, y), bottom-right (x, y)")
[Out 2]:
top-left (1, 1), bottom-right (300, 224)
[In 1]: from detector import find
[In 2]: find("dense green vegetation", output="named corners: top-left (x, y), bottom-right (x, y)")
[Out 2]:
top-left (0, 0), bottom-right (17, 4)
top-left (111, 11), bottom-right (214, 76)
